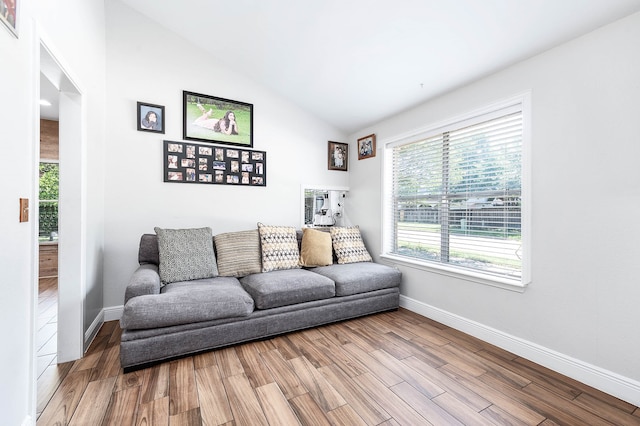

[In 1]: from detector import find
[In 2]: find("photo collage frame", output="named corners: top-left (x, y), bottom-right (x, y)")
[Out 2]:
top-left (164, 140), bottom-right (266, 186)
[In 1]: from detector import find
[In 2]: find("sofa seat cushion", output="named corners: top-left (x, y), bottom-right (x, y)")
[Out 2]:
top-left (240, 269), bottom-right (335, 310)
top-left (309, 262), bottom-right (401, 296)
top-left (121, 277), bottom-right (254, 330)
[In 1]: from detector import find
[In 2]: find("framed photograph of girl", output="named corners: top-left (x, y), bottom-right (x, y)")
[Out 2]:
top-left (357, 133), bottom-right (376, 160)
top-left (328, 141), bottom-right (348, 171)
top-left (183, 90), bottom-right (253, 148)
top-left (0, 0), bottom-right (18, 38)
top-left (137, 102), bottom-right (165, 134)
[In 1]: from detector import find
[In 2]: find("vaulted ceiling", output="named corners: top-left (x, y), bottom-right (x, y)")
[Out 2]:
top-left (45, 1), bottom-right (640, 132)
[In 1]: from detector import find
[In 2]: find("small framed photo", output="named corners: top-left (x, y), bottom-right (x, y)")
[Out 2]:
top-left (328, 141), bottom-right (348, 171)
top-left (0, 0), bottom-right (18, 38)
top-left (357, 133), bottom-right (376, 160)
top-left (137, 102), bottom-right (165, 133)
top-left (183, 91), bottom-right (253, 148)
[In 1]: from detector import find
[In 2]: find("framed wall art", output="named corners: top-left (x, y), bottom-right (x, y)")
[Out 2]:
top-left (183, 90), bottom-right (253, 148)
top-left (164, 140), bottom-right (266, 186)
top-left (328, 141), bottom-right (348, 171)
top-left (137, 102), bottom-right (165, 133)
top-left (0, 0), bottom-right (18, 38)
top-left (357, 133), bottom-right (376, 160)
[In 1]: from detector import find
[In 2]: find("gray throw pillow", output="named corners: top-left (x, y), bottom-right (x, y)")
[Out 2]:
top-left (154, 227), bottom-right (218, 284)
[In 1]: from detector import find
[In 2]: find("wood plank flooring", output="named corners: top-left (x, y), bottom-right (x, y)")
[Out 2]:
top-left (37, 307), bottom-right (640, 425)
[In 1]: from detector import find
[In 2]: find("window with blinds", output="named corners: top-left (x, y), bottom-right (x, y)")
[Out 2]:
top-left (383, 98), bottom-right (528, 285)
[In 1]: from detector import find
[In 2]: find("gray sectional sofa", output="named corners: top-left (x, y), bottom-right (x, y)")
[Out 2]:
top-left (119, 226), bottom-right (401, 372)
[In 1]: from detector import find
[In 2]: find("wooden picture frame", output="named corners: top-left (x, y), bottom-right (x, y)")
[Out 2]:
top-left (183, 90), bottom-right (253, 148)
top-left (328, 141), bottom-right (348, 171)
top-left (357, 133), bottom-right (376, 160)
top-left (137, 102), bottom-right (165, 133)
top-left (0, 0), bottom-right (18, 38)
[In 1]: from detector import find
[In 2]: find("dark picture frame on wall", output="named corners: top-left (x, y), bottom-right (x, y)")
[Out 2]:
top-left (357, 133), bottom-right (376, 160)
top-left (0, 0), bottom-right (18, 38)
top-left (183, 90), bottom-right (253, 148)
top-left (328, 141), bottom-right (348, 171)
top-left (164, 140), bottom-right (266, 186)
top-left (137, 102), bottom-right (165, 133)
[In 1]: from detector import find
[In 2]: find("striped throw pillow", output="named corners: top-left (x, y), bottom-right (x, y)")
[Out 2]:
top-left (214, 229), bottom-right (262, 277)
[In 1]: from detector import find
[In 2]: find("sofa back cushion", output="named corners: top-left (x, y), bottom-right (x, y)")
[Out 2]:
top-left (139, 234), bottom-right (160, 265)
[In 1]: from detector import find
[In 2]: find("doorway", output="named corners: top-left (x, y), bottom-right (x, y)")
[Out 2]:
top-left (36, 41), bottom-right (85, 416)
top-left (35, 116), bottom-right (60, 415)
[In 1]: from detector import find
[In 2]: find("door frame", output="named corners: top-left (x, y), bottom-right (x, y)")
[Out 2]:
top-left (38, 38), bottom-right (85, 364)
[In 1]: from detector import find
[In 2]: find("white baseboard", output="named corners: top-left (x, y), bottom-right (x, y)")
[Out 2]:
top-left (84, 309), bottom-right (104, 351)
top-left (104, 305), bottom-right (123, 322)
top-left (400, 295), bottom-right (640, 407)
top-left (22, 415), bottom-right (32, 426)
top-left (83, 306), bottom-right (123, 351)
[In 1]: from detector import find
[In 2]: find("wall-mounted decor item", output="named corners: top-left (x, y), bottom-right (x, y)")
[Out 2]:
top-left (357, 133), bottom-right (376, 160)
top-left (183, 90), bottom-right (253, 148)
top-left (0, 0), bottom-right (18, 38)
top-left (137, 101), bottom-right (165, 133)
top-left (328, 141), bottom-right (348, 171)
top-left (163, 140), bottom-right (266, 186)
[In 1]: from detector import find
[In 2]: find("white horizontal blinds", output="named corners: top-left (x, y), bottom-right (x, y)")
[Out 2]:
top-left (390, 134), bottom-right (444, 261)
top-left (389, 108), bottom-right (523, 280)
top-left (446, 111), bottom-right (522, 279)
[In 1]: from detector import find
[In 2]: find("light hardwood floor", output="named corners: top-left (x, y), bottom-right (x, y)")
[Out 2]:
top-left (37, 298), bottom-right (640, 425)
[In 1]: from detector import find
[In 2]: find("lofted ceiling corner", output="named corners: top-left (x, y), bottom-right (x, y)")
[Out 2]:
top-left (118, 0), bottom-right (640, 133)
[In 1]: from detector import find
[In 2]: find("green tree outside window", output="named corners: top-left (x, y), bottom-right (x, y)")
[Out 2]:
top-left (39, 163), bottom-right (59, 241)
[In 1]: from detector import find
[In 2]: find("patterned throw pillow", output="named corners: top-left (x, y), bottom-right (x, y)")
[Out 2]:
top-left (154, 227), bottom-right (218, 284)
top-left (214, 229), bottom-right (262, 277)
top-left (257, 223), bottom-right (301, 272)
top-left (330, 226), bottom-right (373, 264)
top-left (299, 228), bottom-right (333, 267)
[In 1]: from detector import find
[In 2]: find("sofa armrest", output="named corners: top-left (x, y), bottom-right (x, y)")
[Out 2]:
top-left (124, 264), bottom-right (161, 304)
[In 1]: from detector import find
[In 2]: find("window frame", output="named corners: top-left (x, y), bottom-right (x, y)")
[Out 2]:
top-left (381, 93), bottom-right (532, 291)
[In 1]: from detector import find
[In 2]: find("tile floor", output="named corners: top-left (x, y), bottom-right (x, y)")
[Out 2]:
top-left (36, 277), bottom-right (60, 417)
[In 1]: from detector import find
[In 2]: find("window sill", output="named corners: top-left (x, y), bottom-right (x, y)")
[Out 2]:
top-left (379, 253), bottom-right (529, 293)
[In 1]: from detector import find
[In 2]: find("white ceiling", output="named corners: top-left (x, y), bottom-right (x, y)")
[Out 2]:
top-left (40, 74), bottom-right (60, 121)
top-left (44, 1), bottom-right (640, 132)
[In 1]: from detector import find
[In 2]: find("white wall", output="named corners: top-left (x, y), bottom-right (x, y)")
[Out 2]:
top-left (102, 1), bottom-right (348, 308)
top-left (0, 2), bottom-right (37, 423)
top-left (36, 0), bottom-right (106, 348)
top-left (348, 12), bottom-right (640, 404)
top-left (0, 0), bottom-right (106, 422)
